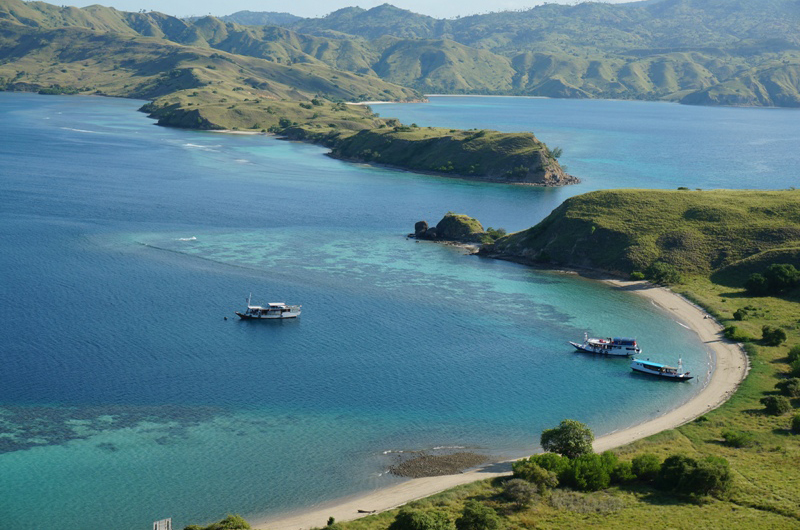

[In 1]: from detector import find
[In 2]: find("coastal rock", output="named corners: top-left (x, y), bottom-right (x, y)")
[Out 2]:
top-left (387, 452), bottom-right (489, 478)
top-left (413, 213), bottom-right (488, 244)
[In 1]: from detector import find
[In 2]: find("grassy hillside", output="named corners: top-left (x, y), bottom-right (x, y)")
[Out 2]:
top-left (290, 125), bottom-right (576, 185)
top-left (4, 0), bottom-right (800, 106)
top-left (484, 189), bottom-right (800, 276)
top-left (285, 1), bottom-right (800, 107)
top-left (299, 189), bottom-right (800, 529)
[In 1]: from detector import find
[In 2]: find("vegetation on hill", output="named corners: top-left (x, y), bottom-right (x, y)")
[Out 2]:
top-left (259, 1), bottom-right (800, 107)
top-left (482, 189), bottom-right (800, 277)
top-left (283, 125), bottom-right (575, 185)
top-left (3, 0), bottom-right (799, 106)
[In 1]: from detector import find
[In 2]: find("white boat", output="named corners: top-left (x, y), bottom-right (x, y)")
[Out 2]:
top-left (631, 358), bottom-right (693, 381)
top-left (235, 293), bottom-right (301, 320)
top-left (569, 332), bottom-right (641, 356)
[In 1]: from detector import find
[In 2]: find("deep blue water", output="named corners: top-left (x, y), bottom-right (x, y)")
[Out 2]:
top-left (0, 93), bottom-right (794, 530)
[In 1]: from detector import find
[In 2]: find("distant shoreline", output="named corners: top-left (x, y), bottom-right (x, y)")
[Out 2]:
top-left (253, 276), bottom-right (749, 530)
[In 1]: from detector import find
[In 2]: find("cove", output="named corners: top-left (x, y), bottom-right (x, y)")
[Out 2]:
top-left (1, 92), bottom-right (791, 530)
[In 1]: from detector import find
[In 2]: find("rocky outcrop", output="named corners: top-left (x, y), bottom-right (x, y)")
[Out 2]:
top-left (412, 212), bottom-right (488, 244)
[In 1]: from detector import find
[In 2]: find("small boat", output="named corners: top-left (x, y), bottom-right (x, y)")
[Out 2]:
top-left (569, 333), bottom-right (641, 356)
top-left (631, 358), bottom-right (693, 381)
top-left (235, 293), bottom-right (301, 320)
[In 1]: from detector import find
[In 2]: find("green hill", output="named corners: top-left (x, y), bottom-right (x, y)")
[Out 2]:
top-left (483, 189), bottom-right (800, 276)
top-left (283, 125), bottom-right (576, 185)
top-left (4, 0), bottom-right (800, 106)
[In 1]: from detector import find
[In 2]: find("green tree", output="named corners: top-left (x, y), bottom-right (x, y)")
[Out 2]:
top-left (764, 263), bottom-right (800, 293)
top-left (792, 414), bottom-right (800, 434)
top-left (562, 453), bottom-right (611, 491)
top-left (455, 501), bottom-right (503, 530)
top-left (645, 262), bottom-right (682, 284)
top-left (540, 419), bottom-right (595, 459)
top-left (745, 273), bottom-right (769, 295)
top-left (788, 345), bottom-right (800, 363)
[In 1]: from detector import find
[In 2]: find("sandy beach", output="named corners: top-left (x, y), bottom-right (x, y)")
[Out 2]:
top-left (255, 279), bottom-right (749, 530)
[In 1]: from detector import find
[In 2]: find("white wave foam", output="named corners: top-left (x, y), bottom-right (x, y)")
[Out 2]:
top-left (61, 127), bottom-right (100, 134)
top-left (433, 445), bottom-right (466, 450)
top-left (182, 143), bottom-right (222, 152)
top-left (234, 159), bottom-right (250, 164)
top-left (177, 236), bottom-right (197, 241)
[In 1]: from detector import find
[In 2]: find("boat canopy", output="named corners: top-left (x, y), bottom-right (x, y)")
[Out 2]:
top-left (635, 359), bottom-right (674, 369)
top-left (613, 337), bottom-right (637, 345)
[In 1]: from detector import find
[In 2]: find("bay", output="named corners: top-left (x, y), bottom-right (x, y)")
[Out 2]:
top-left (0, 93), bottom-right (791, 530)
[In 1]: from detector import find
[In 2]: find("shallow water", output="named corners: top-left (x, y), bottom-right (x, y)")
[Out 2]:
top-left (1, 93), bottom-right (792, 529)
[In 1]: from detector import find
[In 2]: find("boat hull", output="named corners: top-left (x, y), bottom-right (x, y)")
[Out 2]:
top-left (235, 311), bottom-right (300, 320)
top-left (631, 366), bottom-right (693, 381)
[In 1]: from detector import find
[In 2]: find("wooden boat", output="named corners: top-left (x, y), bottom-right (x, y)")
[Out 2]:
top-left (569, 332), bottom-right (641, 356)
top-left (235, 293), bottom-right (301, 320)
top-left (631, 358), bottom-right (693, 381)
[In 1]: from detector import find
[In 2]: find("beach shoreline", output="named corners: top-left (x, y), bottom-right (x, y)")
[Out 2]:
top-left (254, 278), bottom-right (749, 530)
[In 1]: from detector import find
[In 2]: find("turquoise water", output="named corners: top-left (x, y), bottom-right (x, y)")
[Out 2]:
top-left (0, 93), bottom-right (793, 529)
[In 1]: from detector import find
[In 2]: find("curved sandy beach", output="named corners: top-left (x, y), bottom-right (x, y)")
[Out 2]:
top-left (255, 279), bottom-right (749, 530)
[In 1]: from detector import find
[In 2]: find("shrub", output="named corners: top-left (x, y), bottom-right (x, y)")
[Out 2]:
top-left (760, 395), bottom-right (792, 415)
top-left (611, 461), bottom-right (636, 484)
top-left (526, 452), bottom-right (571, 477)
top-left (792, 414), bottom-right (800, 434)
top-left (686, 456), bottom-right (731, 497)
top-left (733, 308), bottom-right (748, 321)
top-left (788, 345), bottom-right (800, 363)
top-left (775, 378), bottom-right (800, 397)
top-left (455, 500), bottom-right (503, 530)
top-left (645, 262), bottom-right (682, 284)
top-left (657, 455), bottom-right (731, 497)
top-left (657, 454), bottom-right (696, 492)
top-left (792, 359), bottom-right (800, 377)
top-left (721, 430), bottom-right (757, 448)
top-left (562, 453), bottom-right (611, 492)
top-left (389, 509), bottom-right (454, 530)
top-left (540, 419), bottom-right (594, 459)
top-left (502, 478), bottom-right (539, 508)
top-left (512, 460), bottom-right (559, 493)
top-left (723, 325), bottom-right (751, 342)
top-left (762, 325), bottom-right (787, 346)
top-left (630, 271), bottom-right (645, 281)
top-left (631, 454), bottom-right (661, 481)
top-left (745, 273), bottom-right (769, 295)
